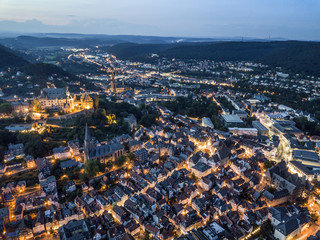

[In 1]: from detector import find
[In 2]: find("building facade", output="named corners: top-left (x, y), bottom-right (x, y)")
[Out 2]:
top-left (38, 88), bottom-right (93, 112)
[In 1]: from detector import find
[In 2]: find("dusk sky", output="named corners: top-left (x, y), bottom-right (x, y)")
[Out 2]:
top-left (0, 0), bottom-right (319, 40)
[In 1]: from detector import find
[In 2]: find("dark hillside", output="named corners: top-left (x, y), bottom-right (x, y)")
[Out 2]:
top-left (0, 45), bottom-right (28, 69)
top-left (107, 41), bottom-right (320, 76)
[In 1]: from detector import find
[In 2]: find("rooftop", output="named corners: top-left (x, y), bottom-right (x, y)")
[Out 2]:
top-left (221, 114), bottom-right (244, 123)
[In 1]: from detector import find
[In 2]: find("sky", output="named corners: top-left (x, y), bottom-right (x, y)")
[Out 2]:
top-left (0, 0), bottom-right (319, 40)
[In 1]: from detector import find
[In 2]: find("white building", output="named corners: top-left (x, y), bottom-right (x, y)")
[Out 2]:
top-left (201, 117), bottom-right (214, 129)
top-left (229, 128), bottom-right (258, 136)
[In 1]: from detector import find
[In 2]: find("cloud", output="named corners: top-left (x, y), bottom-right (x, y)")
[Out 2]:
top-left (0, 17), bottom-right (319, 41)
top-left (0, 18), bottom-right (157, 36)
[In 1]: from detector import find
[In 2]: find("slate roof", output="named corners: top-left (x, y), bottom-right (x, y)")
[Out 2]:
top-left (276, 218), bottom-right (300, 236)
top-left (89, 142), bottom-right (123, 158)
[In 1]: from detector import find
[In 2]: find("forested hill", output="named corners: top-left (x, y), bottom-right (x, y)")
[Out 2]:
top-left (101, 43), bottom-right (175, 59)
top-left (0, 44), bottom-right (93, 94)
top-left (0, 44), bottom-right (28, 69)
top-left (106, 41), bottom-right (320, 76)
top-left (0, 44), bottom-right (74, 78)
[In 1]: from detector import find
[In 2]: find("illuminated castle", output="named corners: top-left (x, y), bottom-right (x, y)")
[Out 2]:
top-left (38, 87), bottom-right (93, 112)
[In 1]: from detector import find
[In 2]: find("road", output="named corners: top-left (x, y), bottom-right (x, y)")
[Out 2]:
top-left (5, 166), bottom-right (36, 177)
top-left (297, 223), bottom-right (320, 240)
top-left (296, 195), bottom-right (320, 239)
top-left (255, 114), bottom-right (291, 162)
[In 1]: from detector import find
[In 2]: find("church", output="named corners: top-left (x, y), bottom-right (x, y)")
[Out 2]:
top-left (84, 123), bottom-right (124, 164)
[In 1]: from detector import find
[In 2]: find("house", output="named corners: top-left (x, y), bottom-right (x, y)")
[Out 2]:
top-left (176, 210), bottom-right (202, 234)
top-left (124, 114), bottom-right (137, 131)
top-left (112, 205), bottom-right (130, 224)
top-left (134, 149), bottom-right (148, 162)
top-left (10, 101), bottom-right (30, 113)
top-left (26, 155), bottom-right (36, 168)
top-left (274, 218), bottom-right (301, 240)
top-left (191, 162), bottom-right (211, 178)
top-left (0, 207), bottom-right (9, 225)
top-left (65, 180), bottom-right (76, 194)
top-left (128, 140), bottom-right (142, 152)
top-left (4, 143), bottom-right (25, 162)
top-left (53, 147), bottom-right (72, 160)
top-left (68, 139), bottom-right (80, 156)
top-left (60, 159), bottom-right (78, 171)
top-left (108, 225), bottom-right (126, 240)
top-left (216, 147), bottom-right (231, 166)
top-left (39, 176), bottom-right (57, 199)
top-left (252, 121), bottom-right (269, 135)
top-left (200, 176), bottom-right (213, 191)
top-left (33, 211), bottom-right (45, 235)
top-left (93, 228), bottom-right (107, 240)
top-left (145, 224), bottom-right (160, 237)
top-left (35, 158), bottom-right (52, 177)
top-left (269, 206), bottom-right (310, 240)
top-left (16, 181), bottom-right (26, 193)
top-left (58, 219), bottom-right (91, 240)
top-left (124, 219), bottom-right (140, 236)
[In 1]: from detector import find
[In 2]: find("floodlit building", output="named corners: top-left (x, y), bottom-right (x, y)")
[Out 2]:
top-left (38, 87), bottom-right (93, 112)
top-left (291, 150), bottom-right (320, 166)
top-left (229, 127), bottom-right (258, 136)
top-left (220, 114), bottom-right (244, 127)
top-left (201, 117), bottom-right (214, 129)
top-left (252, 121), bottom-right (269, 135)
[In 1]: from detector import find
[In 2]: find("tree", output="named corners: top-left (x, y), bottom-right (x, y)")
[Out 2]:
top-left (263, 160), bottom-right (274, 170)
top-left (0, 102), bottom-right (12, 114)
top-left (159, 155), bottom-right (167, 163)
top-left (143, 232), bottom-right (150, 240)
top-left (80, 173), bottom-right (89, 182)
top-left (140, 135), bottom-right (150, 142)
top-left (32, 100), bottom-right (41, 113)
top-left (123, 142), bottom-right (129, 152)
top-left (17, 132), bottom-right (57, 158)
top-left (164, 126), bottom-right (171, 132)
top-left (115, 155), bottom-right (127, 167)
top-left (94, 95), bottom-right (99, 110)
top-left (191, 173), bottom-right (198, 182)
top-left (85, 159), bottom-right (101, 177)
top-left (106, 160), bottom-right (113, 169)
top-left (106, 114), bottom-right (117, 124)
top-left (311, 213), bottom-right (319, 223)
top-left (127, 152), bottom-right (136, 162)
top-left (267, 187), bottom-right (276, 194)
top-left (26, 115), bottom-right (33, 123)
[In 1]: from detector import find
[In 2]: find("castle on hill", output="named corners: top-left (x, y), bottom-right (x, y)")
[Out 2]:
top-left (38, 87), bottom-right (93, 112)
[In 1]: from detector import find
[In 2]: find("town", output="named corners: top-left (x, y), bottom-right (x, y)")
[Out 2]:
top-left (0, 45), bottom-right (320, 240)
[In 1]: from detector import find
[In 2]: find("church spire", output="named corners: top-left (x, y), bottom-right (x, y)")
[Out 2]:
top-left (110, 71), bottom-right (117, 94)
top-left (85, 122), bottom-right (91, 141)
top-left (84, 122), bottom-right (91, 163)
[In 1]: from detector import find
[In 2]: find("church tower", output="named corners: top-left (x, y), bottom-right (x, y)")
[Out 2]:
top-left (110, 71), bottom-right (117, 94)
top-left (84, 123), bottom-right (92, 163)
